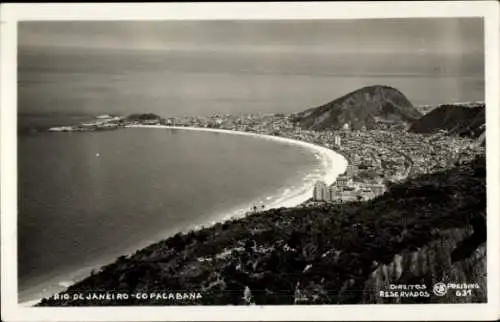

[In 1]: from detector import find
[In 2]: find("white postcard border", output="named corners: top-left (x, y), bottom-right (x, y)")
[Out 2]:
top-left (1, 1), bottom-right (499, 321)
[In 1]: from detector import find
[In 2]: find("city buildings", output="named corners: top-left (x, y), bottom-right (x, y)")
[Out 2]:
top-left (313, 181), bottom-right (329, 201)
top-left (335, 175), bottom-right (353, 188)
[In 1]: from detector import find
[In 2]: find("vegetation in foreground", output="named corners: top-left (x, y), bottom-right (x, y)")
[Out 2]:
top-left (38, 154), bottom-right (486, 306)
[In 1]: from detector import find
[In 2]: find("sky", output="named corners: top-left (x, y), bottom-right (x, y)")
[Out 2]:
top-left (19, 18), bottom-right (484, 55)
top-left (17, 18), bottom-right (485, 115)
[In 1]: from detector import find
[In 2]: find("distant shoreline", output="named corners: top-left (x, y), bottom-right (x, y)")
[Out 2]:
top-left (20, 124), bottom-right (347, 306)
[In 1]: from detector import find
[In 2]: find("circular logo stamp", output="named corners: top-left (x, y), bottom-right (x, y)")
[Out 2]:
top-left (433, 282), bottom-right (448, 296)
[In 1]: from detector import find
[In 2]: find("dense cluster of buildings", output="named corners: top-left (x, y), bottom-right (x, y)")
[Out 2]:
top-left (313, 176), bottom-right (385, 204)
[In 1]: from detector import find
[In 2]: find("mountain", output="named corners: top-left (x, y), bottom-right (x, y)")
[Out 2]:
top-left (293, 85), bottom-right (423, 131)
top-left (37, 154), bottom-right (485, 306)
top-left (409, 103), bottom-right (485, 142)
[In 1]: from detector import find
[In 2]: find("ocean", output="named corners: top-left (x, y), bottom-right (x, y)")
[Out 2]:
top-left (17, 46), bottom-right (483, 302)
top-left (19, 46), bottom-right (484, 121)
top-left (18, 128), bottom-right (330, 302)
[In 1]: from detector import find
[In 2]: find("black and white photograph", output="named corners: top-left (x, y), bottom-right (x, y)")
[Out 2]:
top-left (1, 2), bottom-right (499, 321)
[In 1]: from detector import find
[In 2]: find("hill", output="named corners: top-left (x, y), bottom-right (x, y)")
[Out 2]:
top-left (293, 85), bottom-right (423, 131)
top-left (37, 154), bottom-right (486, 306)
top-left (414, 101), bottom-right (484, 116)
top-left (125, 113), bottom-right (166, 124)
top-left (410, 103), bottom-right (485, 138)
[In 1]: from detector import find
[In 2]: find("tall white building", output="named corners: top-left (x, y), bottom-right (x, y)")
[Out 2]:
top-left (313, 181), bottom-right (329, 201)
top-left (334, 135), bottom-right (341, 147)
top-left (329, 186), bottom-right (341, 201)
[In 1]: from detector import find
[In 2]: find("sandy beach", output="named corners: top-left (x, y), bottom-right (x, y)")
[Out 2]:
top-left (20, 125), bottom-right (347, 306)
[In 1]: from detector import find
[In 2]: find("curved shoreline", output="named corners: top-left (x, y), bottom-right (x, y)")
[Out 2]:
top-left (126, 124), bottom-right (348, 189)
top-left (21, 124), bottom-right (347, 306)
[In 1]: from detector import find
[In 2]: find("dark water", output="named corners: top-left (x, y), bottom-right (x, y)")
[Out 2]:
top-left (18, 128), bottom-right (323, 300)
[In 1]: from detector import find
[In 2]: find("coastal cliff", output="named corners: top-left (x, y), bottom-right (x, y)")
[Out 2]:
top-left (37, 154), bottom-right (486, 306)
